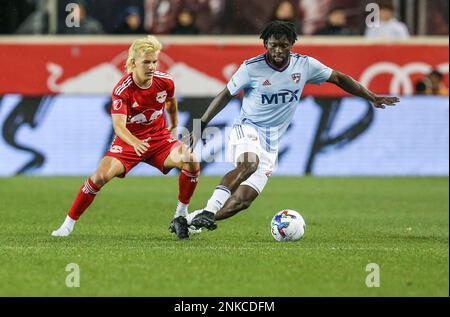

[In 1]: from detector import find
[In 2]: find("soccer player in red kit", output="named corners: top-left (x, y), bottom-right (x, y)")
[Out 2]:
top-left (51, 36), bottom-right (199, 239)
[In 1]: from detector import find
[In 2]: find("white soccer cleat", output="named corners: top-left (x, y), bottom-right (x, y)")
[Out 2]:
top-left (51, 226), bottom-right (73, 237)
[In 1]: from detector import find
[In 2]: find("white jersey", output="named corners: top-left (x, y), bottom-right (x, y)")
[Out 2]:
top-left (227, 52), bottom-right (333, 151)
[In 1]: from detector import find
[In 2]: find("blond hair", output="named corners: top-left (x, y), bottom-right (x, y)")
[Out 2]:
top-left (125, 35), bottom-right (162, 73)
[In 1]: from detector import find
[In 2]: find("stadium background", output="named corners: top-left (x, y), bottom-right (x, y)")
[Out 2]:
top-left (0, 0), bottom-right (448, 298)
top-left (0, 0), bottom-right (448, 177)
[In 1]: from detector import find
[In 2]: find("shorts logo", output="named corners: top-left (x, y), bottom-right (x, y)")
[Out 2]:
top-left (113, 99), bottom-right (123, 111)
top-left (109, 145), bottom-right (123, 153)
top-left (167, 137), bottom-right (177, 143)
top-left (247, 133), bottom-right (258, 142)
top-left (156, 90), bottom-right (167, 103)
top-left (291, 73), bottom-right (301, 83)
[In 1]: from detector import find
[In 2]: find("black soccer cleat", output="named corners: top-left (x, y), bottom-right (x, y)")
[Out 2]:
top-left (169, 220), bottom-right (203, 236)
top-left (191, 210), bottom-right (217, 231)
top-left (170, 216), bottom-right (189, 240)
top-left (168, 221), bottom-right (175, 233)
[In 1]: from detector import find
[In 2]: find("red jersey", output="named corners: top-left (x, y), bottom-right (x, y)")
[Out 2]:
top-left (111, 71), bottom-right (175, 140)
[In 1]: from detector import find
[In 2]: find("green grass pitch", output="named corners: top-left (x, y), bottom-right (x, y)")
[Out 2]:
top-left (0, 176), bottom-right (448, 296)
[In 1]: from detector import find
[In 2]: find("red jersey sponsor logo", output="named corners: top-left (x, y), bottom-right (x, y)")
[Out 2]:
top-left (129, 109), bottom-right (163, 125)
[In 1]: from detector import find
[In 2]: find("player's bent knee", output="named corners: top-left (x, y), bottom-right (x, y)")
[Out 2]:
top-left (175, 145), bottom-right (199, 171)
top-left (182, 162), bottom-right (200, 173)
top-left (91, 172), bottom-right (113, 188)
top-left (191, 154), bottom-right (200, 170)
top-left (238, 161), bottom-right (259, 177)
top-left (191, 161), bottom-right (201, 172)
top-left (184, 152), bottom-right (200, 171)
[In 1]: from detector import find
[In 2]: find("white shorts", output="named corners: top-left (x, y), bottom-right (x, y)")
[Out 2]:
top-left (227, 124), bottom-right (278, 194)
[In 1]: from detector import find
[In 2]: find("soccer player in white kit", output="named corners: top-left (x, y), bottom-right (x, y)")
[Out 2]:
top-left (185, 21), bottom-right (399, 232)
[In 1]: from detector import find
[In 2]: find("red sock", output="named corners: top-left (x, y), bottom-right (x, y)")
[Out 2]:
top-left (178, 169), bottom-right (199, 204)
top-left (68, 179), bottom-right (100, 220)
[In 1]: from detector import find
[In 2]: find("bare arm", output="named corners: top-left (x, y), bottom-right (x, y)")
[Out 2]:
top-left (112, 114), bottom-right (149, 157)
top-left (201, 87), bottom-right (234, 125)
top-left (327, 70), bottom-right (400, 108)
top-left (189, 87), bottom-right (233, 149)
top-left (165, 96), bottom-right (178, 133)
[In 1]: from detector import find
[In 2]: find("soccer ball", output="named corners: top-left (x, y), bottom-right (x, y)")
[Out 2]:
top-left (270, 209), bottom-right (306, 241)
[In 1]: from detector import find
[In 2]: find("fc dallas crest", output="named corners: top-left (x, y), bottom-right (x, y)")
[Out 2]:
top-left (291, 73), bottom-right (301, 83)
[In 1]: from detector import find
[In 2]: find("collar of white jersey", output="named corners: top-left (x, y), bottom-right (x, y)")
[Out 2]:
top-left (264, 53), bottom-right (291, 72)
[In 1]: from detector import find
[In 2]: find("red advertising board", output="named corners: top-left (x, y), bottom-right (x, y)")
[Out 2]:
top-left (0, 38), bottom-right (448, 96)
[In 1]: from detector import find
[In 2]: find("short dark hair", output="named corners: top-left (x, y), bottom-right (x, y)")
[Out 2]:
top-left (259, 20), bottom-right (298, 45)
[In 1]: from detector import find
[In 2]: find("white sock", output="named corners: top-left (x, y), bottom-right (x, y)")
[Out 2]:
top-left (62, 215), bottom-right (76, 230)
top-left (51, 215), bottom-right (76, 237)
top-left (174, 201), bottom-right (188, 218)
top-left (186, 209), bottom-right (203, 225)
top-left (205, 185), bottom-right (231, 214)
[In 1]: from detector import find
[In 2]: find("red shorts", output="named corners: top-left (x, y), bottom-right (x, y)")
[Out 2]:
top-left (105, 131), bottom-right (182, 177)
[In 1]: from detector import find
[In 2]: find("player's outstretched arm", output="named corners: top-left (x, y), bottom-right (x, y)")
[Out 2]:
top-left (200, 87), bottom-right (233, 125)
top-left (326, 70), bottom-right (400, 109)
top-left (190, 87), bottom-right (233, 149)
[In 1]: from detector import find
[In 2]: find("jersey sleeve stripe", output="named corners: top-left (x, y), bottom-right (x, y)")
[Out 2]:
top-left (290, 53), bottom-right (306, 59)
top-left (114, 76), bottom-right (132, 96)
top-left (245, 57), bottom-right (265, 65)
top-left (114, 76), bottom-right (132, 95)
top-left (154, 71), bottom-right (173, 78)
top-left (154, 73), bottom-right (173, 80)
